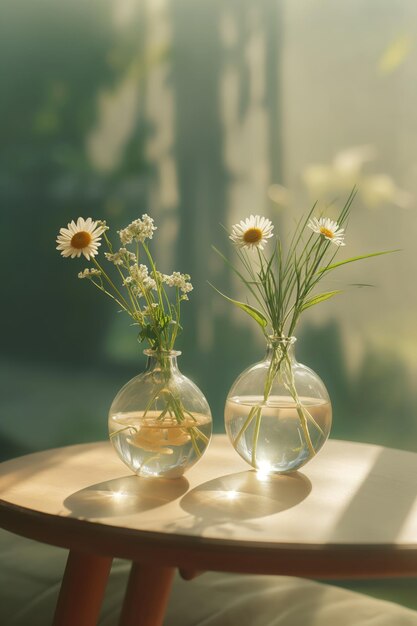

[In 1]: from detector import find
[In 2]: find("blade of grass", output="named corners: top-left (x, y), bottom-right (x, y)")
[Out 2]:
top-left (317, 249), bottom-right (400, 274)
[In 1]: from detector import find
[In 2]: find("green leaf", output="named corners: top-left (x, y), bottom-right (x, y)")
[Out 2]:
top-left (300, 290), bottom-right (343, 311)
top-left (208, 283), bottom-right (268, 328)
top-left (349, 283), bottom-right (376, 288)
top-left (138, 325), bottom-right (157, 343)
top-left (317, 249), bottom-right (400, 274)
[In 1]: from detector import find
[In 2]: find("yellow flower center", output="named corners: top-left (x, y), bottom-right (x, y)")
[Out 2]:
top-left (320, 227), bottom-right (334, 239)
top-left (71, 231), bottom-right (92, 249)
top-left (243, 227), bottom-right (263, 244)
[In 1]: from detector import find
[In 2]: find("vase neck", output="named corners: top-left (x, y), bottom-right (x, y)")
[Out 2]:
top-left (143, 349), bottom-right (181, 374)
top-left (265, 336), bottom-right (296, 363)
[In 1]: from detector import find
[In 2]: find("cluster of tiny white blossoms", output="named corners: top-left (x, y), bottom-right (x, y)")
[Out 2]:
top-left (104, 248), bottom-right (136, 266)
top-left (56, 213), bottom-right (193, 350)
top-left (162, 272), bottom-right (193, 295)
top-left (118, 214), bottom-right (157, 245)
top-left (78, 267), bottom-right (101, 280)
top-left (126, 263), bottom-right (157, 293)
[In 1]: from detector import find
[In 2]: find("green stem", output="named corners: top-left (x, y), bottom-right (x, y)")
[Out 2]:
top-left (92, 258), bottom-right (131, 311)
top-left (189, 428), bottom-right (201, 457)
top-left (281, 352), bottom-right (317, 456)
top-left (251, 407), bottom-right (262, 467)
top-left (109, 425), bottom-right (137, 439)
top-left (233, 341), bottom-right (323, 465)
top-left (140, 354), bottom-right (208, 457)
top-left (233, 404), bottom-right (259, 448)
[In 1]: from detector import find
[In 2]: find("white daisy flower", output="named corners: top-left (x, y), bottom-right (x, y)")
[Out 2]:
top-left (308, 217), bottom-right (345, 246)
top-left (56, 218), bottom-right (107, 260)
top-left (229, 215), bottom-right (274, 250)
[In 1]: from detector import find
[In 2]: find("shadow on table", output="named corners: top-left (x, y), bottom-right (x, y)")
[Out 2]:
top-left (64, 475), bottom-right (189, 518)
top-left (180, 469), bottom-right (312, 523)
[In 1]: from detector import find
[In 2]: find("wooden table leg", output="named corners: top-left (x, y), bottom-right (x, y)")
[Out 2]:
top-left (119, 562), bottom-right (175, 626)
top-left (178, 568), bottom-right (203, 580)
top-left (53, 550), bottom-right (113, 626)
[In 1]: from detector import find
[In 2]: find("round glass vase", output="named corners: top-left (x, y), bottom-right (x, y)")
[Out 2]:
top-left (224, 337), bottom-right (332, 473)
top-left (108, 350), bottom-right (212, 478)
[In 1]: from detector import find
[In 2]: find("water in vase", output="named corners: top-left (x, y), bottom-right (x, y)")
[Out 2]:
top-left (225, 395), bottom-right (332, 473)
top-left (109, 410), bottom-right (212, 478)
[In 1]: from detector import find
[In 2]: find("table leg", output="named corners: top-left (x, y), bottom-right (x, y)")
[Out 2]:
top-left (53, 550), bottom-right (113, 626)
top-left (119, 562), bottom-right (175, 626)
top-left (178, 568), bottom-right (203, 580)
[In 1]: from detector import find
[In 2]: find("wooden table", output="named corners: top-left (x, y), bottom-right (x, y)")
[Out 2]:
top-left (1, 435), bottom-right (417, 626)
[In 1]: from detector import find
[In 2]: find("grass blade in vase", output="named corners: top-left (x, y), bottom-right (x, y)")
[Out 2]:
top-left (56, 215), bottom-right (212, 478)
top-left (214, 190), bottom-right (397, 472)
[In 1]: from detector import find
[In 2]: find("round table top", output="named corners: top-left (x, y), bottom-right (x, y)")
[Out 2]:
top-left (1, 435), bottom-right (417, 577)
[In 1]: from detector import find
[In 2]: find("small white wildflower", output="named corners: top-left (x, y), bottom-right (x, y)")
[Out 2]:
top-left (105, 248), bottom-right (137, 266)
top-left (96, 220), bottom-right (109, 232)
top-left (118, 214), bottom-right (157, 245)
top-left (130, 264), bottom-right (150, 282)
top-left (229, 215), bottom-right (274, 250)
top-left (143, 303), bottom-right (160, 316)
top-left (105, 252), bottom-right (123, 266)
top-left (78, 268), bottom-right (101, 280)
top-left (162, 271), bottom-right (193, 293)
top-left (128, 263), bottom-right (158, 291)
top-left (308, 217), bottom-right (345, 246)
top-left (161, 273), bottom-right (173, 286)
top-left (181, 281), bottom-right (193, 293)
top-left (119, 227), bottom-right (133, 245)
top-left (131, 285), bottom-right (144, 298)
top-left (143, 276), bottom-right (157, 290)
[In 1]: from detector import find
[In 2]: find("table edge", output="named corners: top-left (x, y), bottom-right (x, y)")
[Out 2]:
top-left (1, 499), bottom-right (417, 579)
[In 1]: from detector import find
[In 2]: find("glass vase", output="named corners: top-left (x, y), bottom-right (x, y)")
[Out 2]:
top-left (108, 350), bottom-right (212, 478)
top-left (224, 336), bottom-right (332, 473)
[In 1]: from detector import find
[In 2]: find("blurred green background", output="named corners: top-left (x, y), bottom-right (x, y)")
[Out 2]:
top-left (1, 0), bottom-right (417, 610)
top-left (1, 0), bottom-right (416, 458)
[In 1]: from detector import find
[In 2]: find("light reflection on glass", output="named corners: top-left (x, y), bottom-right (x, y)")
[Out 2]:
top-left (256, 460), bottom-right (272, 480)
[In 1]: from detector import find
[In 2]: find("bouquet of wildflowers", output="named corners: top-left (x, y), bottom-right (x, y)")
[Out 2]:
top-left (56, 214), bottom-right (209, 458)
top-left (56, 214), bottom-right (192, 352)
top-left (214, 189), bottom-right (395, 460)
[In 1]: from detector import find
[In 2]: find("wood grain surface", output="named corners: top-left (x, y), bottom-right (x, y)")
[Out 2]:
top-left (1, 436), bottom-right (417, 578)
